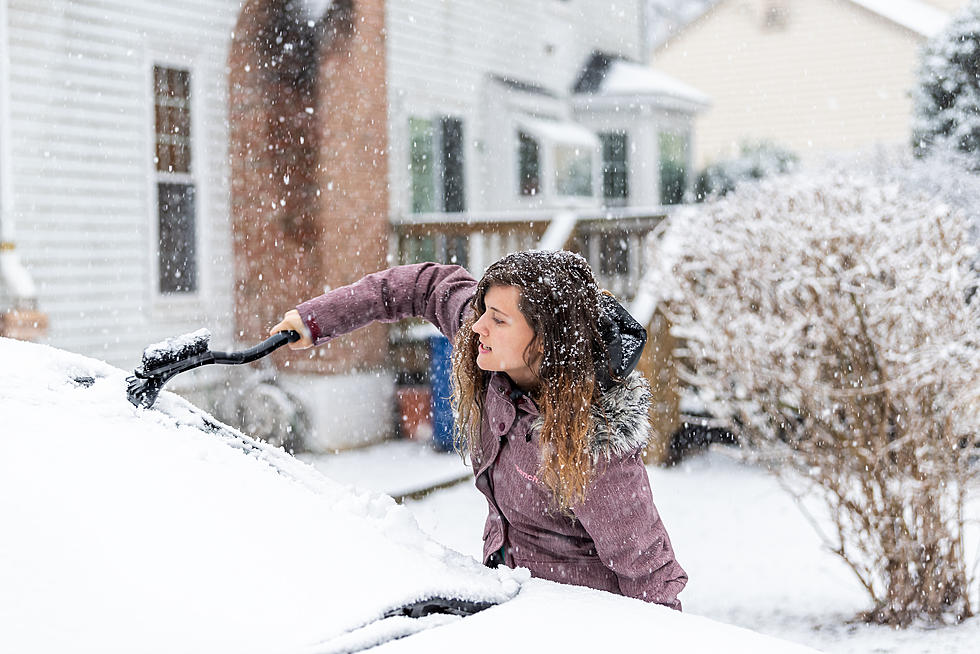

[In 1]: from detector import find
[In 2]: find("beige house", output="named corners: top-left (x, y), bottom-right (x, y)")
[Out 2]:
top-left (651, 0), bottom-right (965, 167)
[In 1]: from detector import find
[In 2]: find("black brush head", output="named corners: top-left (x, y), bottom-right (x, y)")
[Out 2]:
top-left (127, 328), bottom-right (212, 409)
top-left (126, 374), bottom-right (168, 409)
top-left (139, 329), bottom-right (212, 372)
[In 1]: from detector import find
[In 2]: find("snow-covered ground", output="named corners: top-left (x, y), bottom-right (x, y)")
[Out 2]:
top-left (301, 441), bottom-right (470, 500)
top-left (406, 450), bottom-right (980, 654)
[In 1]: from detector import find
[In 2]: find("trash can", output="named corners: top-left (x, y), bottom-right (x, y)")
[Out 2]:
top-left (429, 334), bottom-right (454, 452)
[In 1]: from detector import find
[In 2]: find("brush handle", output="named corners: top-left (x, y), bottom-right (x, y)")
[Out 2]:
top-left (211, 330), bottom-right (301, 365)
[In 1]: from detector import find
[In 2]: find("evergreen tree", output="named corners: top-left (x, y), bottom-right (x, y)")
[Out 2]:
top-left (912, 1), bottom-right (980, 168)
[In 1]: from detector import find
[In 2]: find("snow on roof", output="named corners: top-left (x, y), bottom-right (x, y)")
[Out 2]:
top-left (601, 60), bottom-right (710, 106)
top-left (296, 0), bottom-right (334, 20)
top-left (516, 116), bottom-right (599, 148)
top-left (847, 0), bottom-right (950, 38)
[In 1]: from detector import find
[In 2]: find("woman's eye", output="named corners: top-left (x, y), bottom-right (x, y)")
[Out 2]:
top-left (493, 318), bottom-right (504, 325)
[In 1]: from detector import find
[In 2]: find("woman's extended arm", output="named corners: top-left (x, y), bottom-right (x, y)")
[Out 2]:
top-left (270, 263), bottom-right (477, 347)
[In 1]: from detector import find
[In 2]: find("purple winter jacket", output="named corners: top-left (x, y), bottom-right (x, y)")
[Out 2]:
top-left (296, 262), bottom-right (688, 609)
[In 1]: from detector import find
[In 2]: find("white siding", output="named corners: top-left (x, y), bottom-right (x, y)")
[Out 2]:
top-left (7, 0), bottom-right (241, 367)
top-left (386, 0), bottom-right (644, 216)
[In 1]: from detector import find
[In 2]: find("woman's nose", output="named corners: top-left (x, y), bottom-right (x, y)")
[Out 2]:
top-left (473, 314), bottom-right (489, 336)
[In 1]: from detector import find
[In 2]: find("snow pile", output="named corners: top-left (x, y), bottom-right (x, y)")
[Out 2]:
top-left (0, 337), bottom-right (521, 653)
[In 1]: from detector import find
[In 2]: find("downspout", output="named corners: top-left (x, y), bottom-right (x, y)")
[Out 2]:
top-left (0, 0), bottom-right (45, 339)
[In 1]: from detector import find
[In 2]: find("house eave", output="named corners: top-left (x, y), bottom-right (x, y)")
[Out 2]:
top-left (571, 92), bottom-right (710, 115)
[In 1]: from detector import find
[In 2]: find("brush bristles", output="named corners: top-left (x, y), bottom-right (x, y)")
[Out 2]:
top-left (140, 328), bottom-right (211, 370)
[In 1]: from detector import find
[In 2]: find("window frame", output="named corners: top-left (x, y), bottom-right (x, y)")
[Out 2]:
top-left (514, 116), bottom-right (600, 204)
top-left (145, 51), bottom-right (208, 308)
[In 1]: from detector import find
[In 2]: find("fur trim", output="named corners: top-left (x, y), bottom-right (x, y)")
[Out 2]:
top-left (529, 371), bottom-right (653, 461)
top-left (588, 371), bottom-right (653, 461)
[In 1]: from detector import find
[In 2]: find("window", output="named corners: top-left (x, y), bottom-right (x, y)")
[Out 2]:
top-left (659, 131), bottom-right (689, 205)
top-left (153, 65), bottom-right (197, 294)
top-left (441, 118), bottom-right (465, 212)
top-left (409, 115), bottom-right (466, 213)
top-left (409, 118), bottom-right (435, 213)
top-left (600, 132), bottom-right (629, 205)
top-left (518, 131), bottom-right (540, 196)
top-left (554, 145), bottom-right (593, 197)
top-left (518, 117), bottom-right (598, 200)
top-left (764, 1), bottom-right (789, 29)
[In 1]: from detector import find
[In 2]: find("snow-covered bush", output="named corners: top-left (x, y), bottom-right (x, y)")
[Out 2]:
top-left (650, 162), bottom-right (980, 626)
top-left (693, 141), bottom-right (798, 201)
top-left (912, 1), bottom-right (980, 169)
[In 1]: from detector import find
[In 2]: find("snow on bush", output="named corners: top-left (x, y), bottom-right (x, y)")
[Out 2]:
top-left (912, 0), bottom-right (980, 169)
top-left (648, 162), bottom-right (980, 626)
top-left (693, 141), bottom-right (798, 201)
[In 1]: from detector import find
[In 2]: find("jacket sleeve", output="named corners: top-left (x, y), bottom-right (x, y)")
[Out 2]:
top-left (295, 262), bottom-right (477, 345)
top-left (573, 451), bottom-right (688, 610)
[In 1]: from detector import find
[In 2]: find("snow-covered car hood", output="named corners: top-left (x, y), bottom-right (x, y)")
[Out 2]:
top-left (0, 338), bottom-right (520, 652)
top-left (0, 338), bottom-right (819, 653)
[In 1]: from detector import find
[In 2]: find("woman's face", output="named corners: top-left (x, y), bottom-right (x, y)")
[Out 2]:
top-left (472, 284), bottom-right (541, 390)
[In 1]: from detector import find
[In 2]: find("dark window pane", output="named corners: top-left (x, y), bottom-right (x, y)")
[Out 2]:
top-left (446, 234), bottom-right (469, 268)
top-left (659, 131), bottom-right (689, 205)
top-left (599, 232), bottom-right (629, 276)
top-left (600, 132), bottom-right (629, 203)
top-left (518, 131), bottom-right (540, 196)
top-left (441, 117), bottom-right (465, 212)
top-left (405, 234), bottom-right (436, 264)
top-left (158, 182), bottom-right (197, 294)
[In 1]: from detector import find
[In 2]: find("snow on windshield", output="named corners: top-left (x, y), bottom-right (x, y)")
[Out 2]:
top-left (0, 337), bottom-right (522, 653)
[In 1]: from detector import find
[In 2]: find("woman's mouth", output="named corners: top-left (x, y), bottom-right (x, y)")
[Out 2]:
top-left (479, 343), bottom-right (492, 354)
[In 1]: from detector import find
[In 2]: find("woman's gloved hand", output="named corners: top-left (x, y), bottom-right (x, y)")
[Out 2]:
top-left (270, 309), bottom-right (314, 350)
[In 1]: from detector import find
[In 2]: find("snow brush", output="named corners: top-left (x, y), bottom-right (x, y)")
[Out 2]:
top-left (126, 329), bottom-right (301, 409)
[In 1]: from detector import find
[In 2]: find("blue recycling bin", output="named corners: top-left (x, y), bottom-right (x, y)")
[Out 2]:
top-left (429, 334), bottom-right (455, 452)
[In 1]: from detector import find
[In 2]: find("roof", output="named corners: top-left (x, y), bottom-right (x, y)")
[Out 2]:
top-left (846, 0), bottom-right (951, 38)
top-left (296, 0), bottom-right (334, 19)
top-left (654, 0), bottom-right (951, 46)
top-left (603, 59), bottom-right (711, 105)
top-left (574, 52), bottom-right (710, 107)
top-left (516, 115), bottom-right (599, 147)
top-left (490, 74), bottom-right (560, 98)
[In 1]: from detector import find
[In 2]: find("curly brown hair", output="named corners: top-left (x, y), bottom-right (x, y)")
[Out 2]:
top-left (450, 250), bottom-right (608, 513)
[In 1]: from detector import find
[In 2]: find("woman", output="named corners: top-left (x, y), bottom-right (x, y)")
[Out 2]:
top-left (271, 250), bottom-right (687, 609)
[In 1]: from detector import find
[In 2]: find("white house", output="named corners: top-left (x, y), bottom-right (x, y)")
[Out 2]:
top-left (649, 0), bottom-right (965, 166)
top-left (386, 0), bottom-right (709, 230)
top-left (0, 0), bottom-right (239, 370)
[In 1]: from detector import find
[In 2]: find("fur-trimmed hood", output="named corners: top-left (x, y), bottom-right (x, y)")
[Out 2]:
top-left (530, 370), bottom-right (653, 462)
top-left (588, 370), bottom-right (653, 460)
